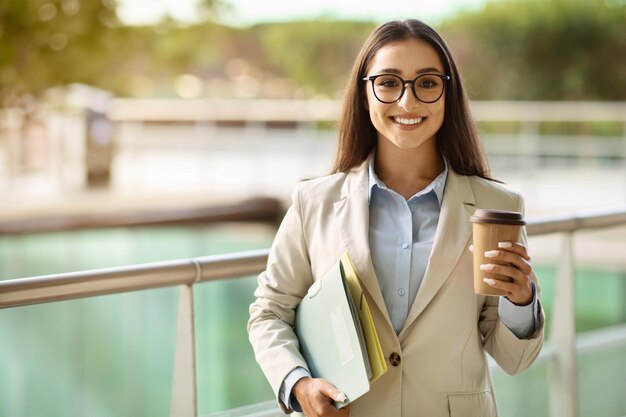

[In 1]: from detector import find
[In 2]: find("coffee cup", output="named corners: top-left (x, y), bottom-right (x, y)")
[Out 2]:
top-left (470, 209), bottom-right (526, 296)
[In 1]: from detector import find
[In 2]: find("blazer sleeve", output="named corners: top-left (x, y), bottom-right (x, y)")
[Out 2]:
top-left (247, 183), bottom-right (313, 412)
top-left (478, 193), bottom-right (546, 375)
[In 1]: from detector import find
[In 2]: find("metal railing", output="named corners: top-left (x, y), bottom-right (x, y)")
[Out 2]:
top-left (107, 99), bottom-right (626, 123)
top-left (0, 196), bottom-right (282, 235)
top-left (2, 100), bottom-right (625, 194)
top-left (1, 207), bottom-right (626, 417)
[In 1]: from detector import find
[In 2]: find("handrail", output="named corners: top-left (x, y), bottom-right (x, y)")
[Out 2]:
top-left (0, 197), bottom-right (283, 235)
top-left (0, 249), bottom-right (270, 309)
top-left (1, 207), bottom-right (624, 309)
top-left (2, 206), bottom-right (625, 417)
top-left (525, 206), bottom-right (626, 235)
top-left (107, 99), bottom-right (626, 123)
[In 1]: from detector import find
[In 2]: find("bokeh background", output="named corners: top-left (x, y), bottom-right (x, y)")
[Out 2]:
top-left (0, 0), bottom-right (625, 416)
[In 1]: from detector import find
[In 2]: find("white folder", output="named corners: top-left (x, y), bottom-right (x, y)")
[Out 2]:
top-left (295, 253), bottom-right (387, 408)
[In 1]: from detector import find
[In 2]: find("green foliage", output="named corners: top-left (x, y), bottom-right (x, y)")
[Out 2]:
top-left (0, 0), bottom-right (121, 104)
top-left (0, 0), bottom-right (624, 104)
top-left (255, 20), bottom-right (377, 97)
top-left (0, 0), bottom-right (235, 104)
top-left (439, 0), bottom-right (626, 100)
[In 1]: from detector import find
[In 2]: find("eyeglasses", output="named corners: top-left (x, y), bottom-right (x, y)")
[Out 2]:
top-left (362, 73), bottom-right (451, 104)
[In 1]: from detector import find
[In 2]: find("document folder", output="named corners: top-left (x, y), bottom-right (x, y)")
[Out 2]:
top-left (295, 252), bottom-right (387, 408)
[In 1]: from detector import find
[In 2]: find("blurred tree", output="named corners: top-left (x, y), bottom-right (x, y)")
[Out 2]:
top-left (195, 0), bottom-right (231, 21)
top-left (0, 0), bottom-right (230, 105)
top-left (0, 0), bottom-right (123, 106)
top-left (256, 20), bottom-right (377, 98)
top-left (1, 0), bottom-right (623, 104)
top-left (440, 0), bottom-right (626, 100)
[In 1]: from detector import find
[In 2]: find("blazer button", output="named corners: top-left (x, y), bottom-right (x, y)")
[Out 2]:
top-left (389, 352), bottom-right (401, 367)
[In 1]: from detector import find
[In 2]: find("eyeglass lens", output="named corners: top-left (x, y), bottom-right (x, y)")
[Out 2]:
top-left (372, 74), bottom-right (445, 103)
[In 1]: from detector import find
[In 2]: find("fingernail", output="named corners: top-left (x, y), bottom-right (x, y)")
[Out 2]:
top-left (484, 250), bottom-right (499, 258)
top-left (335, 392), bottom-right (347, 402)
top-left (469, 244), bottom-right (474, 252)
top-left (483, 278), bottom-right (497, 286)
top-left (498, 242), bottom-right (513, 248)
top-left (480, 264), bottom-right (495, 271)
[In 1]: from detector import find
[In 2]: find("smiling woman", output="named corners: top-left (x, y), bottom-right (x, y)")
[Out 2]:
top-left (362, 39), bottom-right (448, 180)
top-left (248, 19), bottom-right (545, 417)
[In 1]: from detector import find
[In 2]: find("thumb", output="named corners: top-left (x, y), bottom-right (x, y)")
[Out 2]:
top-left (320, 382), bottom-right (348, 403)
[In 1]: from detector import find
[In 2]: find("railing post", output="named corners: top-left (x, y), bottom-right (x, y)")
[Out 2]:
top-left (520, 120), bottom-right (540, 168)
top-left (170, 284), bottom-right (197, 417)
top-left (548, 233), bottom-right (578, 417)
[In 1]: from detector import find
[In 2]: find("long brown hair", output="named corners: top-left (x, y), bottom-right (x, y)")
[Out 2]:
top-left (331, 19), bottom-right (492, 179)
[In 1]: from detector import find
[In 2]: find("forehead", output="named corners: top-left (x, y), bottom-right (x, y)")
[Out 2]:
top-left (368, 39), bottom-right (444, 74)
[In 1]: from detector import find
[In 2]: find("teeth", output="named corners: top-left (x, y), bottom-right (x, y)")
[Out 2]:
top-left (394, 116), bottom-right (423, 125)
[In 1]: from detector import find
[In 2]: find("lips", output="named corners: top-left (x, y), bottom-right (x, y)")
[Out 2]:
top-left (391, 115), bottom-right (426, 126)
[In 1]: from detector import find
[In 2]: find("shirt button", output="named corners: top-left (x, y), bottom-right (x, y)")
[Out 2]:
top-left (389, 352), bottom-right (401, 367)
top-left (402, 243), bottom-right (409, 249)
top-left (398, 288), bottom-right (406, 296)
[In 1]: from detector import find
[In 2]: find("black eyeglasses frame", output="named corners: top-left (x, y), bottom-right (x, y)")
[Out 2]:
top-left (362, 73), bottom-right (451, 104)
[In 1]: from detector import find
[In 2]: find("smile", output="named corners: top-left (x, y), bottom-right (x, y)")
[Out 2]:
top-left (392, 116), bottom-right (425, 125)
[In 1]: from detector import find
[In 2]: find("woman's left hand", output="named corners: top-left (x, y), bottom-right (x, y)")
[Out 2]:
top-left (479, 241), bottom-right (534, 305)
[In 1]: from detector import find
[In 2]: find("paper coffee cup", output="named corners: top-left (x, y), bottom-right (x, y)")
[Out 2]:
top-left (470, 209), bottom-right (526, 296)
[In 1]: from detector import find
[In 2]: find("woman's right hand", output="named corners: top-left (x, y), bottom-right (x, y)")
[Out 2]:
top-left (293, 377), bottom-right (350, 417)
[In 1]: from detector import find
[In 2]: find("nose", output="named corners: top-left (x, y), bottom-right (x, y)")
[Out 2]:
top-left (397, 82), bottom-right (419, 111)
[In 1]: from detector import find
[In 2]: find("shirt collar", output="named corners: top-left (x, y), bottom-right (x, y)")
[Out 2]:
top-left (368, 149), bottom-right (448, 206)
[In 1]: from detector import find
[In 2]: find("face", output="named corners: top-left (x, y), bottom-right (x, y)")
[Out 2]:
top-left (364, 39), bottom-right (446, 152)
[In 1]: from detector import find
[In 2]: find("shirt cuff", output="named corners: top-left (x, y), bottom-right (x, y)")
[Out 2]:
top-left (279, 367), bottom-right (311, 413)
top-left (499, 282), bottom-right (538, 339)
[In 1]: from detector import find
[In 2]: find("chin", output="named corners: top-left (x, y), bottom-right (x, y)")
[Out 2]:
top-left (389, 134), bottom-right (435, 150)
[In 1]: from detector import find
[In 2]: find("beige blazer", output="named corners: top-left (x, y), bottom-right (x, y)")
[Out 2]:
top-left (248, 158), bottom-right (544, 417)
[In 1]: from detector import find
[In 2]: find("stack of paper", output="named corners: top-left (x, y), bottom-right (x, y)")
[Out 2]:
top-left (295, 252), bottom-right (387, 408)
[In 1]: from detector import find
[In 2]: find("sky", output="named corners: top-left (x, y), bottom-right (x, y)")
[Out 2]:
top-left (116, 0), bottom-right (490, 27)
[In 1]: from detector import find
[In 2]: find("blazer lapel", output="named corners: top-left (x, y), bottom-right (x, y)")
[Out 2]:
top-left (333, 160), bottom-right (390, 325)
top-left (400, 170), bottom-right (476, 338)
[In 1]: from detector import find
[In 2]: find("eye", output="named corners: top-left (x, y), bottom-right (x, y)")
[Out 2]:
top-left (376, 76), bottom-right (401, 89)
top-left (417, 76), bottom-right (440, 89)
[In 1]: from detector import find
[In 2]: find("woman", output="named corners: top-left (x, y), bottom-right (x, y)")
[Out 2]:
top-left (248, 19), bottom-right (544, 417)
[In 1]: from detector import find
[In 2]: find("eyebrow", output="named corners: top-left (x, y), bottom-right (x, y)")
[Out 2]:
top-left (374, 67), bottom-right (443, 75)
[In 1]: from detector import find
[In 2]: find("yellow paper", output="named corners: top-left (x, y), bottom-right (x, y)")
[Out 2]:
top-left (340, 252), bottom-right (388, 383)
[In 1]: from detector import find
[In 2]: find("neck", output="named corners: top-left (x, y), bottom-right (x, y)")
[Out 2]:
top-left (374, 139), bottom-right (444, 199)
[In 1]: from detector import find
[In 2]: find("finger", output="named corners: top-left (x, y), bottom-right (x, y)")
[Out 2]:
top-left (310, 391), bottom-right (343, 416)
top-left (496, 241), bottom-right (531, 261)
top-left (480, 263), bottom-right (527, 284)
top-left (320, 382), bottom-right (347, 403)
top-left (483, 277), bottom-right (532, 305)
top-left (482, 277), bottom-right (517, 295)
top-left (483, 249), bottom-right (532, 275)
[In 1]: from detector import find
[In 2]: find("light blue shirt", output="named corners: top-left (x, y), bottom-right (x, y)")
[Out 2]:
top-left (279, 153), bottom-right (539, 411)
top-left (368, 155), bottom-right (448, 333)
top-left (367, 154), bottom-right (537, 336)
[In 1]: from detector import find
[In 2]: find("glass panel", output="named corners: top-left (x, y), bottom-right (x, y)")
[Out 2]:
top-left (0, 224), bottom-right (275, 417)
top-left (492, 335), bottom-right (626, 417)
top-left (0, 288), bottom-right (178, 417)
top-left (492, 359), bottom-right (550, 417)
top-left (1, 225), bottom-right (624, 416)
top-left (578, 337), bottom-right (626, 416)
top-left (533, 265), bottom-right (626, 334)
top-left (195, 277), bottom-right (274, 415)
